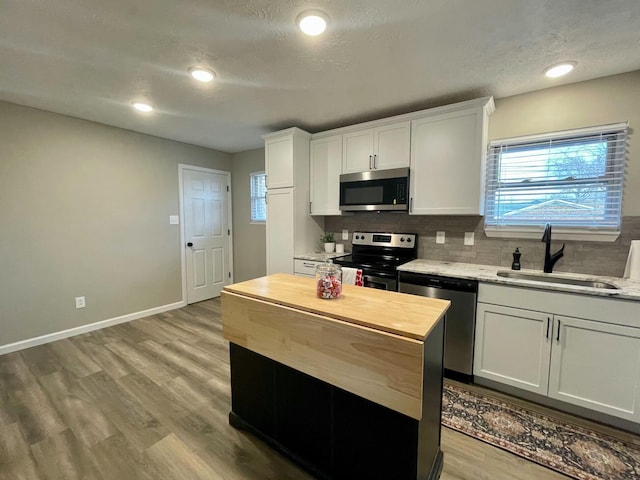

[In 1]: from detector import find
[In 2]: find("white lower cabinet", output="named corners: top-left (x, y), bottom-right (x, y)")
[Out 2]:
top-left (474, 303), bottom-right (551, 395)
top-left (294, 259), bottom-right (323, 278)
top-left (475, 283), bottom-right (640, 423)
top-left (548, 316), bottom-right (640, 422)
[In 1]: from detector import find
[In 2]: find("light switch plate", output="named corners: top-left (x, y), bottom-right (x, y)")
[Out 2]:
top-left (464, 232), bottom-right (475, 246)
top-left (342, 229), bottom-right (349, 240)
top-left (169, 215), bottom-right (179, 225)
top-left (436, 231), bottom-right (445, 244)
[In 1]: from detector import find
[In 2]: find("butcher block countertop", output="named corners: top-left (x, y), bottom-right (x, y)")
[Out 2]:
top-left (222, 274), bottom-right (450, 419)
top-left (223, 273), bottom-right (450, 341)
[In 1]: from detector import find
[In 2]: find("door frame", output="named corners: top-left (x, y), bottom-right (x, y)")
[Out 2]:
top-left (178, 164), bottom-right (234, 304)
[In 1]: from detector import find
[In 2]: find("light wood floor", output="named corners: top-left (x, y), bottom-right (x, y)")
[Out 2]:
top-left (0, 297), bottom-right (626, 480)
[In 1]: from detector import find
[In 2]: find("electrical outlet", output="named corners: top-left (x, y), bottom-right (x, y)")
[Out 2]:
top-left (464, 232), bottom-right (475, 246)
top-left (169, 215), bottom-right (179, 225)
top-left (436, 231), bottom-right (445, 244)
top-left (342, 229), bottom-right (349, 240)
top-left (75, 296), bottom-right (86, 309)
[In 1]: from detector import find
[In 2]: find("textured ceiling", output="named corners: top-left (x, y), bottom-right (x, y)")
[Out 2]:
top-left (1, 0), bottom-right (639, 153)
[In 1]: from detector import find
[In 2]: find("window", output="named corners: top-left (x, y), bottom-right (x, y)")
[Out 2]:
top-left (484, 123), bottom-right (628, 241)
top-left (250, 172), bottom-right (267, 223)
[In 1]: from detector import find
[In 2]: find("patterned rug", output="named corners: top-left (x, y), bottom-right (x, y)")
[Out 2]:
top-left (442, 382), bottom-right (640, 480)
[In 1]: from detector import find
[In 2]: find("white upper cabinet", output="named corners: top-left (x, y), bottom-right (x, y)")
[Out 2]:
top-left (410, 98), bottom-right (494, 215)
top-left (310, 135), bottom-right (343, 216)
top-left (264, 128), bottom-right (311, 189)
top-left (309, 97), bottom-right (493, 215)
top-left (342, 121), bottom-right (410, 174)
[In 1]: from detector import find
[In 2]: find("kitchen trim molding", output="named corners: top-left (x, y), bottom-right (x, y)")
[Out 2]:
top-left (0, 300), bottom-right (185, 356)
top-left (311, 96), bottom-right (495, 139)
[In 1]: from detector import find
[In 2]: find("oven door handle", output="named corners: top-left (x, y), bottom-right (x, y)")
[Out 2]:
top-left (362, 271), bottom-right (397, 279)
top-left (362, 274), bottom-right (396, 291)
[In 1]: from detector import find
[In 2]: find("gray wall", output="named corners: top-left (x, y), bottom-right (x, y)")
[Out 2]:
top-left (0, 101), bottom-right (231, 347)
top-left (230, 148), bottom-right (267, 282)
top-left (326, 71), bottom-right (640, 277)
top-left (489, 70), bottom-right (640, 216)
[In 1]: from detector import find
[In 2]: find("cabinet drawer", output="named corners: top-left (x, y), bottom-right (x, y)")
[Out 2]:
top-left (294, 259), bottom-right (325, 276)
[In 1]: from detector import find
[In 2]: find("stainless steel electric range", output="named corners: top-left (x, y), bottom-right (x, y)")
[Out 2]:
top-left (333, 232), bottom-right (417, 291)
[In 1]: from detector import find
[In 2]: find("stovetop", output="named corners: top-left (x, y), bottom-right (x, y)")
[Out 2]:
top-left (334, 254), bottom-right (413, 270)
top-left (333, 231), bottom-right (418, 273)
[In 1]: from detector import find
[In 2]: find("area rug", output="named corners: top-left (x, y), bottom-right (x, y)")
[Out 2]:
top-left (442, 382), bottom-right (640, 480)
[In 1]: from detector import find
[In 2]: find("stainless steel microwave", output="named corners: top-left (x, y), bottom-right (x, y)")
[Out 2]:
top-left (339, 167), bottom-right (409, 211)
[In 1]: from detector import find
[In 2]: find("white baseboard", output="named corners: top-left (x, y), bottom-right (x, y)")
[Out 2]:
top-left (0, 300), bottom-right (186, 356)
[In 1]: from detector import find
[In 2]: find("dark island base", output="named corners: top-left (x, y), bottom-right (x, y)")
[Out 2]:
top-left (230, 411), bottom-right (443, 480)
top-left (227, 319), bottom-right (445, 480)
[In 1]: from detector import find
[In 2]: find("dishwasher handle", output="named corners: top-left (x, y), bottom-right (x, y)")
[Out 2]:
top-left (398, 272), bottom-right (478, 293)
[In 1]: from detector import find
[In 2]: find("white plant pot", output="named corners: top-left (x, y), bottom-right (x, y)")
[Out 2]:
top-left (324, 242), bottom-right (335, 253)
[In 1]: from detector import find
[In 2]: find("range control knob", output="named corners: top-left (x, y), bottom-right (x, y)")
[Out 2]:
top-left (407, 238), bottom-right (412, 243)
top-left (400, 237), bottom-right (405, 242)
top-left (355, 235), bottom-right (360, 240)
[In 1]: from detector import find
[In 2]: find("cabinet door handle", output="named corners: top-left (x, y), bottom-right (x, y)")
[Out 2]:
top-left (303, 262), bottom-right (315, 267)
top-left (546, 317), bottom-right (550, 339)
top-left (556, 319), bottom-right (561, 342)
top-left (373, 154), bottom-right (377, 169)
top-left (369, 155), bottom-right (373, 170)
top-left (410, 197), bottom-right (413, 213)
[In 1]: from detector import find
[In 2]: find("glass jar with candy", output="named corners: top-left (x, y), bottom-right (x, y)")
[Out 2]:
top-left (315, 263), bottom-right (342, 299)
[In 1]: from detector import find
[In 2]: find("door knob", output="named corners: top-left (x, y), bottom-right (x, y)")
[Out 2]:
top-left (187, 242), bottom-right (193, 247)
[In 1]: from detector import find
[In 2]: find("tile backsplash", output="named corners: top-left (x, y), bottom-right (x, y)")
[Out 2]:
top-left (325, 215), bottom-right (640, 278)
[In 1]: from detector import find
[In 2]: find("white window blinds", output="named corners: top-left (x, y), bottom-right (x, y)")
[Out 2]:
top-left (485, 123), bottom-right (628, 232)
top-left (250, 172), bottom-right (267, 223)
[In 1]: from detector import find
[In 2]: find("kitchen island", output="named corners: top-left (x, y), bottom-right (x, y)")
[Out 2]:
top-left (221, 273), bottom-right (450, 480)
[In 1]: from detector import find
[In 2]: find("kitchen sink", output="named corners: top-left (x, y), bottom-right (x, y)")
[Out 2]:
top-left (496, 271), bottom-right (620, 290)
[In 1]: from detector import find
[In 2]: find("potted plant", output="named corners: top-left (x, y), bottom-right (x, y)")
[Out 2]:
top-left (321, 232), bottom-right (336, 253)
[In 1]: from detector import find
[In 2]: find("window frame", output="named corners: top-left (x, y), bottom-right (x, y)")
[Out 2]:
top-left (484, 123), bottom-right (628, 242)
top-left (250, 171), bottom-right (267, 224)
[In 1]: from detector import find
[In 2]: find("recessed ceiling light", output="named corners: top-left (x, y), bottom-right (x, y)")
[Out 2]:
top-left (297, 10), bottom-right (328, 36)
top-left (132, 102), bottom-right (154, 113)
top-left (544, 62), bottom-right (576, 78)
top-left (189, 66), bottom-right (216, 83)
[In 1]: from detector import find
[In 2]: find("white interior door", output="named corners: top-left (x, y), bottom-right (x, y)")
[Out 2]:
top-left (183, 168), bottom-right (230, 303)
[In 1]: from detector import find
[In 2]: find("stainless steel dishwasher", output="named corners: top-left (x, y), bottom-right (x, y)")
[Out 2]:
top-left (398, 272), bottom-right (478, 381)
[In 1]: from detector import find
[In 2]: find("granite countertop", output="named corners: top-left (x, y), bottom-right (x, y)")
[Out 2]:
top-left (398, 259), bottom-right (640, 302)
top-left (295, 252), bottom-right (350, 262)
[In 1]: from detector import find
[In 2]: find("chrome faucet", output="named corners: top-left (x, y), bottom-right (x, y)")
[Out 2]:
top-left (542, 223), bottom-right (565, 273)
